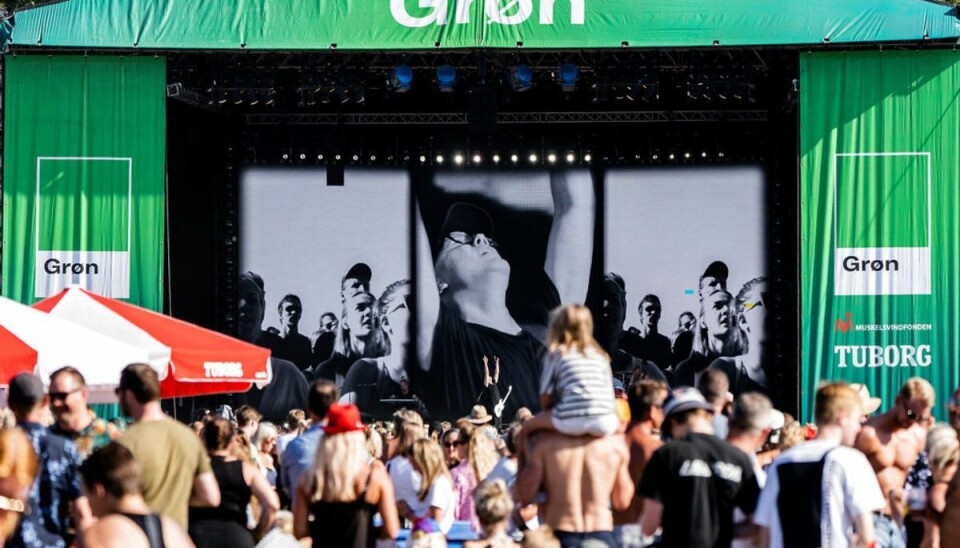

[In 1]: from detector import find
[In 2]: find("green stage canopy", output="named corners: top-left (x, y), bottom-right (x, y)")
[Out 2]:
top-left (7, 0), bottom-right (960, 50)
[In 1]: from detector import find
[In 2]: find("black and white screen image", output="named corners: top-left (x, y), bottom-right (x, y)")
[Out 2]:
top-left (604, 166), bottom-right (769, 397)
top-left (413, 169), bottom-right (597, 423)
top-left (240, 168), bottom-right (414, 417)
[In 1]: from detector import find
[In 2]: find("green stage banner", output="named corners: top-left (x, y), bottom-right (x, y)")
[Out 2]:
top-left (8, 0), bottom-right (958, 50)
top-left (800, 50), bottom-right (960, 420)
top-left (2, 56), bottom-right (165, 311)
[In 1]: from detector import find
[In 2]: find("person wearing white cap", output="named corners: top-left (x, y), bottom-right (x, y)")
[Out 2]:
top-left (638, 387), bottom-right (760, 548)
top-left (850, 383), bottom-right (882, 419)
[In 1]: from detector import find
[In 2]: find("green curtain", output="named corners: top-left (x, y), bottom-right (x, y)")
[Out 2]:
top-left (800, 50), bottom-right (960, 421)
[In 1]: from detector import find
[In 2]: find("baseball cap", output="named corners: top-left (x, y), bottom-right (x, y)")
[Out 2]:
top-left (662, 387), bottom-right (715, 420)
top-left (343, 263), bottom-right (372, 285)
top-left (439, 202), bottom-right (494, 240)
top-left (701, 260), bottom-right (729, 282)
top-left (8, 373), bottom-right (45, 409)
top-left (323, 403), bottom-right (365, 435)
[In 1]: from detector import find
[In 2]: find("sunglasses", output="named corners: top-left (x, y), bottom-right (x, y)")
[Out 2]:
top-left (444, 232), bottom-right (499, 249)
top-left (443, 440), bottom-right (465, 448)
top-left (49, 388), bottom-right (82, 402)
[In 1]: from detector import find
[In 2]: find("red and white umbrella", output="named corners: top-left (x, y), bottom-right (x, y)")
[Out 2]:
top-left (34, 287), bottom-right (272, 399)
top-left (0, 295), bottom-right (164, 401)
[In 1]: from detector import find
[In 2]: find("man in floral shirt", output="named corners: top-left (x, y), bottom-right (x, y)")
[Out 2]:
top-left (48, 366), bottom-right (113, 459)
top-left (7, 373), bottom-right (92, 548)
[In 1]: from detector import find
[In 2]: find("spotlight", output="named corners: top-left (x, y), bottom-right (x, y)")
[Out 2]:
top-left (352, 155), bottom-right (359, 161)
top-left (566, 153), bottom-right (576, 163)
top-left (684, 152), bottom-right (691, 159)
top-left (437, 65), bottom-right (457, 93)
top-left (420, 155), bottom-right (427, 163)
top-left (282, 153), bottom-right (289, 160)
top-left (390, 64), bottom-right (414, 93)
top-left (511, 154), bottom-right (519, 163)
top-left (547, 153), bottom-right (557, 164)
top-left (652, 154), bottom-right (659, 160)
top-left (718, 152), bottom-right (725, 158)
top-left (529, 153), bottom-right (538, 164)
top-left (583, 153), bottom-right (592, 162)
top-left (558, 63), bottom-right (578, 92)
top-left (299, 153), bottom-right (306, 160)
top-left (335, 154), bottom-right (342, 161)
top-left (318, 154), bottom-right (324, 160)
top-left (701, 151), bottom-right (708, 158)
top-left (493, 154), bottom-right (501, 163)
top-left (511, 64), bottom-right (534, 92)
top-left (370, 155), bottom-right (377, 161)
top-left (436, 154), bottom-right (444, 164)
top-left (473, 154), bottom-right (482, 164)
top-left (669, 153), bottom-right (676, 160)
top-left (454, 154), bottom-right (464, 165)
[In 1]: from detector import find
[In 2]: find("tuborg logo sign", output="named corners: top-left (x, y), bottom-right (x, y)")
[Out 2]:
top-left (391, 0), bottom-right (584, 27)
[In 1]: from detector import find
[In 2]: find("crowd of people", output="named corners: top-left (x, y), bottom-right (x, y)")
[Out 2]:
top-left (0, 302), bottom-right (957, 548)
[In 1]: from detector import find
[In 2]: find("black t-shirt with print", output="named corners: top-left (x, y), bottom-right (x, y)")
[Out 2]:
top-left (638, 432), bottom-right (760, 548)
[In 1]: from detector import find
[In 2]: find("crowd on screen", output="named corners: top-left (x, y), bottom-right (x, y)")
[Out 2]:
top-left (0, 302), bottom-right (958, 548)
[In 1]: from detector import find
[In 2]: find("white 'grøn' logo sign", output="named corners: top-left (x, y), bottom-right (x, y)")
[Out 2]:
top-left (391, 0), bottom-right (584, 27)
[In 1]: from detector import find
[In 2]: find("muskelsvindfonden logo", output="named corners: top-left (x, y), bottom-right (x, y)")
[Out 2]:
top-left (391, 0), bottom-right (584, 27)
top-left (833, 312), bottom-right (932, 367)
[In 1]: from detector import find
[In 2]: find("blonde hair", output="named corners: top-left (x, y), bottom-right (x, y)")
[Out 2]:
top-left (465, 426), bottom-right (498, 484)
top-left (0, 428), bottom-right (38, 541)
top-left (899, 378), bottom-right (936, 408)
top-left (815, 382), bottom-right (861, 427)
top-left (366, 427), bottom-right (383, 461)
top-left (304, 430), bottom-right (368, 503)
top-left (779, 420), bottom-right (806, 451)
top-left (408, 438), bottom-right (451, 501)
top-left (546, 304), bottom-right (608, 360)
top-left (474, 479), bottom-right (513, 530)
top-left (393, 409), bottom-right (425, 457)
top-left (926, 423), bottom-right (960, 478)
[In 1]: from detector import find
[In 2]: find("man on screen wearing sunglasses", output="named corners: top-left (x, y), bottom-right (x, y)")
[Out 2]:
top-left (855, 377), bottom-right (934, 548)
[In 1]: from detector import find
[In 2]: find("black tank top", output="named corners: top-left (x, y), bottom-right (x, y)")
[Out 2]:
top-left (120, 512), bottom-right (166, 548)
top-left (307, 468), bottom-right (377, 548)
top-left (189, 456), bottom-right (252, 526)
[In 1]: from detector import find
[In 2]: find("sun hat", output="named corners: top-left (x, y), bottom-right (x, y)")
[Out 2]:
top-left (466, 405), bottom-right (493, 425)
top-left (850, 383), bottom-right (882, 416)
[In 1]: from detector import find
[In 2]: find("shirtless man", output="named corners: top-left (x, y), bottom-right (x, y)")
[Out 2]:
top-left (855, 378), bottom-right (934, 548)
top-left (613, 379), bottom-right (668, 548)
top-left (517, 431), bottom-right (633, 547)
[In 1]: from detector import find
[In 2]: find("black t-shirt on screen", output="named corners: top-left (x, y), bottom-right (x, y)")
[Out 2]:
top-left (638, 432), bottom-right (760, 548)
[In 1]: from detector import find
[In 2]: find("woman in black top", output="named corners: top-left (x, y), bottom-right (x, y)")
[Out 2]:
top-left (293, 403), bottom-right (400, 548)
top-left (190, 418), bottom-right (280, 548)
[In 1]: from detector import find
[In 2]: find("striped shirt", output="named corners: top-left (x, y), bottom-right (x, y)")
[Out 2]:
top-left (540, 348), bottom-right (616, 420)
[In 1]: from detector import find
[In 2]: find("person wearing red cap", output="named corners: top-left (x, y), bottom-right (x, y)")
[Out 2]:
top-left (292, 404), bottom-right (399, 547)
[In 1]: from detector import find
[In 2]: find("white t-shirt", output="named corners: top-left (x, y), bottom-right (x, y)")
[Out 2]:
top-left (425, 474), bottom-right (456, 534)
top-left (754, 439), bottom-right (885, 548)
top-left (387, 456), bottom-right (424, 514)
top-left (732, 452), bottom-right (766, 548)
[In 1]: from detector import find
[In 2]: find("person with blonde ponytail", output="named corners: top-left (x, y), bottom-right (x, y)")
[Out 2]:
top-left (465, 479), bottom-right (519, 548)
top-left (521, 304), bottom-right (619, 441)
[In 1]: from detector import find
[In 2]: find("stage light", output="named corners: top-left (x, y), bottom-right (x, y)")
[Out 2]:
top-left (454, 154), bottom-right (464, 165)
top-left (370, 155), bottom-right (377, 161)
top-left (473, 154), bottom-right (482, 164)
top-left (318, 154), bottom-right (324, 160)
top-left (511, 154), bottom-right (519, 163)
top-left (718, 152), bottom-right (725, 158)
top-left (420, 155), bottom-right (427, 163)
top-left (391, 64), bottom-right (414, 93)
top-left (511, 64), bottom-right (534, 92)
top-left (684, 152), bottom-right (691, 159)
top-left (558, 63), bottom-right (578, 92)
top-left (566, 153), bottom-right (576, 163)
top-left (437, 65), bottom-right (456, 93)
top-left (529, 153), bottom-right (538, 164)
top-left (282, 153), bottom-right (289, 160)
top-left (547, 153), bottom-right (557, 164)
top-left (669, 153), bottom-right (676, 160)
top-left (584, 153), bottom-right (592, 162)
top-left (493, 154), bottom-right (501, 163)
top-left (335, 154), bottom-right (342, 161)
top-left (652, 154), bottom-right (659, 160)
top-left (701, 151), bottom-right (708, 158)
top-left (352, 155), bottom-right (359, 161)
top-left (436, 154), bottom-right (444, 164)
top-left (299, 153), bottom-right (306, 160)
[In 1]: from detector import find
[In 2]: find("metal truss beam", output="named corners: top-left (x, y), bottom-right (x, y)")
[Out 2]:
top-left (245, 110), bottom-right (767, 125)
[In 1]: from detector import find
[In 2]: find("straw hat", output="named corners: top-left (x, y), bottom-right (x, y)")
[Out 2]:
top-left (466, 405), bottom-right (493, 425)
top-left (850, 383), bottom-right (882, 416)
